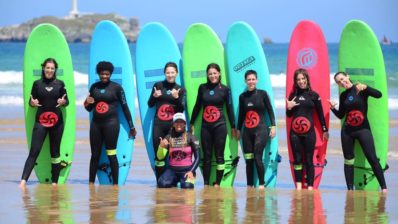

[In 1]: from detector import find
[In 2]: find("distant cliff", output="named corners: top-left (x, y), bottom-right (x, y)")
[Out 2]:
top-left (0, 13), bottom-right (140, 43)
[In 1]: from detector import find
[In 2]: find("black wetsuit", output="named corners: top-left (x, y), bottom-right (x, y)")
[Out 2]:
top-left (287, 88), bottom-right (327, 187)
top-left (21, 77), bottom-right (69, 183)
top-left (85, 81), bottom-right (135, 185)
top-left (157, 131), bottom-right (200, 188)
top-left (331, 85), bottom-right (387, 190)
top-left (190, 82), bottom-right (235, 185)
top-left (148, 80), bottom-right (186, 179)
top-left (238, 89), bottom-right (275, 186)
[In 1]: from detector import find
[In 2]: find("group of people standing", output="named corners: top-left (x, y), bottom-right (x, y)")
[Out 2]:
top-left (19, 58), bottom-right (387, 193)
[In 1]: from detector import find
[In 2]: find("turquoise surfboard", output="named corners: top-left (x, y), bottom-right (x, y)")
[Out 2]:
top-left (225, 21), bottom-right (279, 187)
top-left (183, 23), bottom-right (239, 187)
top-left (135, 22), bottom-right (183, 172)
top-left (23, 23), bottom-right (76, 184)
top-left (89, 20), bottom-right (135, 185)
top-left (339, 20), bottom-right (389, 190)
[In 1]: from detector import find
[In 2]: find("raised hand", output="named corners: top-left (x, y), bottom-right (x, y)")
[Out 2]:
top-left (328, 100), bottom-right (337, 109)
top-left (355, 83), bottom-right (367, 94)
top-left (286, 96), bottom-right (299, 110)
top-left (153, 87), bottom-right (162, 98)
top-left (30, 95), bottom-right (42, 107)
top-left (85, 93), bottom-right (95, 104)
top-left (171, 88), bottom-right (180, 99)
top-left (56, 94), bottom-right (67, 107)
top-left (159, 137), bottom-right (169, 148)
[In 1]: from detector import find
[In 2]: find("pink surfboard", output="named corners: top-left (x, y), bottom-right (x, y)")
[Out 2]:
top-left (286, 20), bottom-right (330, 189)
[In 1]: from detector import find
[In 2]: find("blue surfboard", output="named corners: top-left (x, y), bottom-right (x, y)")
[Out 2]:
top-left (226, 21), bottom-right (279, 187)
top-left (89, 20), bottom-right (135, 185)
top-left (135, 22), bottom-right (182, 171)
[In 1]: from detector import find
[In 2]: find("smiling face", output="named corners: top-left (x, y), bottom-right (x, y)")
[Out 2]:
top-left (334, 73), bottom-right (353, 89)
top-left (43, 62), bottom-right (56, 79)
top-left (245, 73), bottom-right (257, 91)
top-left (173, 120), bottom-right (186, 132)
top-left (296, 73), bottom-right (308, 89)
top-left (99, 70), bottom-right (111, 83)
top-left (165, 66), bottom-right (177, 83)
top-left (207, 68), bottom-right (220, 84)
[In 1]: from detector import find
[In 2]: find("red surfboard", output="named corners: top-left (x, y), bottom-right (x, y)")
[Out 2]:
top-left (286, 20), bottom-right (330, 189)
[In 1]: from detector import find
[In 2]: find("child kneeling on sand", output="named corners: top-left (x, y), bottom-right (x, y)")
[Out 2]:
top-left (157, 113), bottom-right (200, 188)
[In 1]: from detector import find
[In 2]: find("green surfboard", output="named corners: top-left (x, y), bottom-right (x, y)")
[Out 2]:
top-left (182, 23), bottom-right (238, 187)
top-left (338, 20), bottom-right (389, 190)
top-left (23, 24), bottom-right (76, 184)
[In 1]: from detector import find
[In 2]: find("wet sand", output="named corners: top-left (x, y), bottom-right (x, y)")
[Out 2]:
top-left (0, 118), bottom-right (397, 223)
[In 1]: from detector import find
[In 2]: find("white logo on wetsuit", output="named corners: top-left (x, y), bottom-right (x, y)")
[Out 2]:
top-left (166, 90), bottom-right (171, 95)
top-left (299, 96), bottom-right (305, 101)
top-left (209, 90), bottom-right (214, 96)
top-left (247, 102), bottom-right (253, 107)
top-left (45, 87), bottom-right (53, 92)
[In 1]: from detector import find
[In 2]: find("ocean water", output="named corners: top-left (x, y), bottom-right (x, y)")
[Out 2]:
top-left (0, 42), bottom-right (397, 118)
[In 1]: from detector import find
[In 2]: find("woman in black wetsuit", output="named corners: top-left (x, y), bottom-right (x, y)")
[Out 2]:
top-left (20, 58), bottom-right (69, 188)
top-left (286, 68), bottom-right (329, 190)
top-left (329, 71), bottom-right (387, 192)
top-left (148, 62), bottom-right (186, 181)
top-left (157, 113), bottom-right (200, 189)
top-left (84, 61), bottom-right (136, 185)
top-left (190, 63), bottom-right (236, 187)
top-left (236, 70), bottom-right (276, 190)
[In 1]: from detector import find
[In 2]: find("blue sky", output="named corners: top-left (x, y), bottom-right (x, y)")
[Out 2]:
top-left (0, 0), bottom-right (397, 43)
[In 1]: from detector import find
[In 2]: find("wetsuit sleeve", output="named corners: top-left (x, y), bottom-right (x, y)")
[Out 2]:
top-left (188, 133), bottom-right (200, 172)
top-left (84, 85), bottom-right (94, 112)
top-left (147, 83), bottom-right (158, 107)
top-left (263, 91), bottom-right (276, 126)
top-left (364, 85), bottom-right (382, 99)
top-left (117, 85), bottom-right (135, 130)
top-left (313, 93), bottom-right (328, 132)
top-left (190, 85), bottom-right (203, 125)
top-left (29, 81), bottom-right (39, 107)
top-left (331, 91), bottom-right (346, 119)
top-left (225, 87), bottom-right (236, 129)
top-left (286, 93), bottom-right (295, 118)
top-left (237, 94), bottom-right (245, 130)
top-left (174, 87), bottom-right (186, 112)
top-left (60, 80), bottom-right (69, 107)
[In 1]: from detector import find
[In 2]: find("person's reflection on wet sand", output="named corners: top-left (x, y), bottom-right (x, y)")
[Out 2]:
top-left (89, 185), bottom-right (119, 223)
top-left (197, 187), bottom-right (237, 223)
top-left (344, 191), bottom-right (388, 223)
top-left (288, 190), bottom-right (326, 223)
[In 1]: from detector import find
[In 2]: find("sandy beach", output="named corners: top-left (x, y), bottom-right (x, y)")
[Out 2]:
top-left (0, 115), bottom-right (397, 223)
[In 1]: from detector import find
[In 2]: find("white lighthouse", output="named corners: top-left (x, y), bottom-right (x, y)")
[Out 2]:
top-left (68, 0), bottom-right (79, 19)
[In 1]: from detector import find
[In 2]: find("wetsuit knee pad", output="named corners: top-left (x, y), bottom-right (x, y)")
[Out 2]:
top-left (294, 164), bottom-right (303, 170)
top-left (344, 158), bottom-right (355, 165)
top-left (51, 157), bottom-right (61, 164)
top-left (244, 153), bottom-right (254, 160)
top-left (106, 149), bottom-right (117, 156)
top-left (155, 160), bottom-right (165, 167)
top-left (217, 164), bottom-right (225, 171)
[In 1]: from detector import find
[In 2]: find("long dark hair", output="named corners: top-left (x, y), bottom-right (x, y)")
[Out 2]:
top-left (206, 63), bottom-right (221, 84)
top-left (164, 62), bottom-right (178, 73)
top-left (41, 58), bottom-right (58, 79)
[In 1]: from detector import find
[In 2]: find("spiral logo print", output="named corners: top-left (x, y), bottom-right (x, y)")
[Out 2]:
top-left (157, 104), bottom-right (175, 121)
top-left (203, 106), bottom-right (220, 123)
top-left (39, 112), bottom-right (58, 127)
top-left (292, 116), bottom-right (311, 134)
top-left (296, 48), bottom-right (317, 68)
top-left (245, 111), bottom-right (260, 128)
top-left (347, 110), bottom-right (364, 127)
top-left (95, 101), bottom-right (109, 114)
